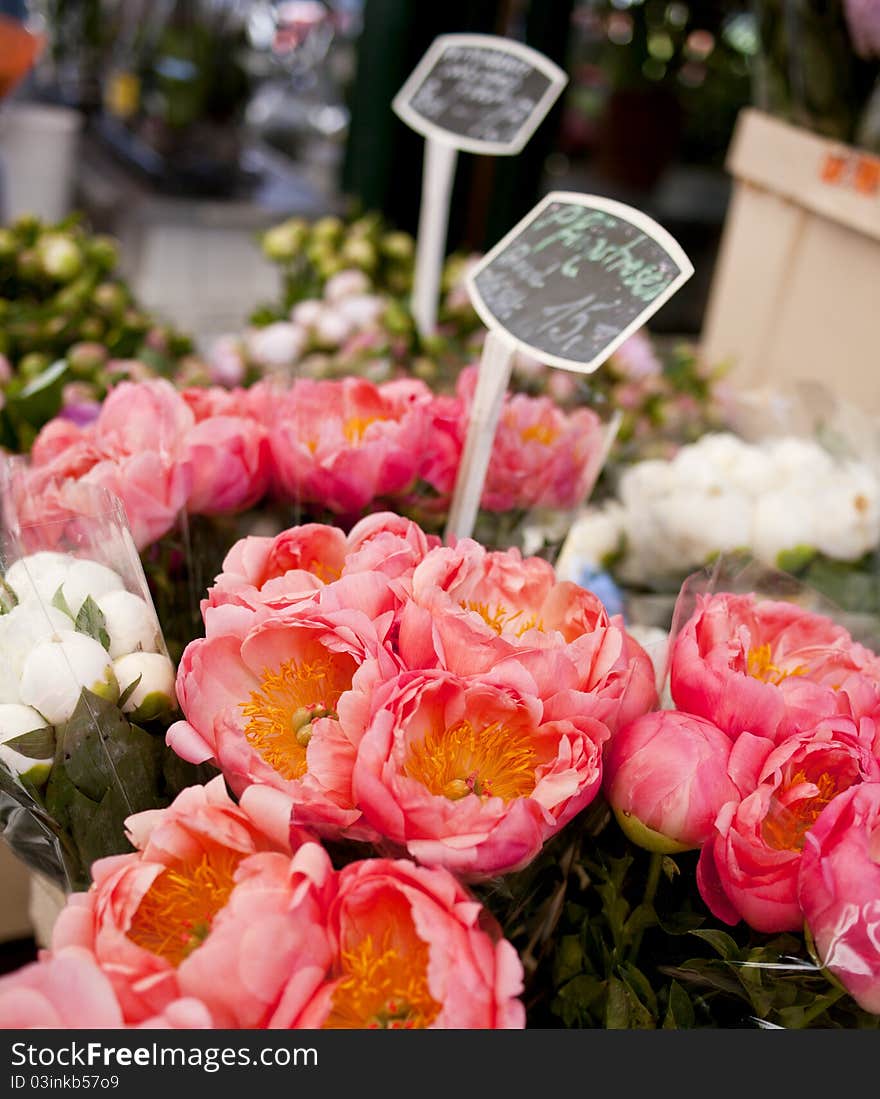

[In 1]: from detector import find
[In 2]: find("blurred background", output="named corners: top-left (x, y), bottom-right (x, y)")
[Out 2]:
top-left (3, 0), bottom-right (875, 349)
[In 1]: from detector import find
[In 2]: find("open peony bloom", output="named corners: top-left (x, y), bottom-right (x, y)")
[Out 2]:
top-left (697, 715), bottom-right (880, 933)
top-left (269, 376), bottom-right (433, 516)
top-left (50, 776), bottom-right (335, 1027)
top-left (169, 579), bottom-right (399, 837)
top-left (401, 539), bottom-right (657, 732)
top-left (798, 782), bottom-right (880, 1014)
top-left (205, 512), bottom-right (437, 616)
top-left (183, 415), bottom-right (272, 516)
top-left (604, 710), bottom-right (741, 853)
top-left (298, 858), bottom-right (525, 1029)
top-left (670, 592), bottom-right (880, 744)
top-left (350, 666), bottom-right (610, 879)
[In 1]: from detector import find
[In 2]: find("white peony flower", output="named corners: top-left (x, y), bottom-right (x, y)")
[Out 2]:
top-left (60, 559), bottom-right (125, 618)
top-left (556, 505), bottom-right (625, 581)
top-left (0, 604), bottom-right (73, 703)
top-left (618, 460), bottom-right (679, 509)
top-left (3, 552), bottom-right (74, 607)
top-left (765, 437), bottom-right (835, 487)
top-left (19, 630), bottom-right (119, 725)
top-left (113, 652), bottom-right (177, 722)
top-left (750, 489), bottom-right (819, 566)
top-left (312, 308), bottom-right (353, 349)
top-left (324, 269), bottom-right (370, 302)
top-left (96, 590), bottom-right (162, 659)
top-left (810, 464), bottom-right (880, 561)
top-left (0, 703), bottom-right (54, 786)
top-left (246, 322), bottom-right (307, 367)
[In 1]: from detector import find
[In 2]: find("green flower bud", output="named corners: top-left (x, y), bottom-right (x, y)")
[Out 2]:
top-left (92, 282), bottom-right (129, 318)
top-left (261, 219), bottom-right (308, 261)
top-left (18, 352), bottom-right (53, 380)
top-left (310, 215), bottom-right (344, 243)
top-left (68, 342), bottom-right (108, 376)
top-left (37, 233), bottom-right (84, 281)
top-left (380, 231), bottom-right (415, 261)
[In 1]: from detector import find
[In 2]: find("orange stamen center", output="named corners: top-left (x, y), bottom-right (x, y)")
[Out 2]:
top-left (127, 850), bottom-right (241, 966)
top-left (344, 414), bottom-right (386, 443)
top-left (241, 655), bottom-right (354, 780)
top-left (403, 718), bottom-right (538, 802)
top-left (520, 421), bottom-right (558, 446)
top-left (762, 769), bottom-right (844, 851)
top-left (323, 931), bottom-right (440, 1030)
top-left (747, 643), bottom-right (808, 686)
top-left (461, 599), bottom-right (542, 637)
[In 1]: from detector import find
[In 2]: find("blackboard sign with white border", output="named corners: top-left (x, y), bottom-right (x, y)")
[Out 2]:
top-left (392, 33), bottom-right (568, 156)
top-left (466, 191), bottom-right (695, 373)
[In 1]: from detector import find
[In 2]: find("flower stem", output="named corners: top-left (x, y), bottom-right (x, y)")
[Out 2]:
top-left (628, 851), bottom-right (663, 964)
top-left (791, 985), bottom-right (847, 1028)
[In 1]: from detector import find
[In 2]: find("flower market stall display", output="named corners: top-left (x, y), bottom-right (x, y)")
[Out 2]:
top-left (556, 429), bottom-right (880, 639)
top-left (0, 468), bottom-right (213, 893)
top-left (0, 214), bottom-right (197, 453)
top-left (2, 496), bottom-right (880, 1027)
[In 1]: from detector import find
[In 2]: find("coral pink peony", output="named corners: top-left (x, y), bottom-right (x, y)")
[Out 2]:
top-left (299, 857), bottom-right (525, 1028)
top-left (83, 451), bottom-right (192, 550)
top-left (180, 385), bottom-right (247, 422)
top-left (670, 593), bottom-right (880, 743)
top-left (93, 379), bottom-right (194, 459)
top-left (605, 710), bottom-right (740, 853)
top-left (183, 415), bottom-right (272, 516)
top-left (50, 776), bottom-right (335, 1027)
top-left (170, 580), bottom-right (399, 836)
top-left (269, 376), bottom-right (433, 516)
top-left (697, 716), bottom-right (880, 932)
top-left (350, 666), bottom-right (609, 878)
top-left (798, 782), bottom-right (880, 1014)
top-left (0, 948), bottom-right (124, 1028)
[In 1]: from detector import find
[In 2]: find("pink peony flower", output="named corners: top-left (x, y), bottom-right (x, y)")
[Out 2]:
top-left (299, 857), bottom-right (525, 1028)
top-left (169, 582), bottom-right (399, 837)
top-left (50, 776), bottom-right (335, 1027)
top-left (83, 451), bottom-right (192, 550)
top-left (844, 0), bottom-right (880, 58)
top-left (697, 716), bottom-right (880, 932)
top-left (92, 379), bottom-right (194, 460)
top-left (609, 329), bottom-right (662, 381)
top-left (0, 948), bottom-right (125, 1028)
top-left (798, 782), bottom-right (880, 1014)
top-left (269, 376), bottom-right (433, 516)
top-left (180, 385), bottom-right (247, 422)
top-left (183, 415), bottom-right (272, 516)
top-left (604, 710), bottom-right (741, 853)
top-left (670, 593), bottom-right (880, 743)
top-left (350, 666), bottom-right (609, 878)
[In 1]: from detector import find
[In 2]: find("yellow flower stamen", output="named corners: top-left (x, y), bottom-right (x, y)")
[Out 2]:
top-left (747, 643), bottom-right (808, 686)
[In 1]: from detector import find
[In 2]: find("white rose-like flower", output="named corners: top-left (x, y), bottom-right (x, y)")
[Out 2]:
top-left (0, 703), bottom-right (54, 786)
top-left (246, 322), bottom-right (307, 367)
top-left (113, 652), bottom-right (177, 722)
top-left (61, 559), bottom-right (125, 618)
top-left (0, 604), bottom-right (73, 703)
top-left (810, 464), bottom-right (880, 561)
top-left (618, 460), bottom-right (679, 510)
top-left (20, 630), bottom-right (119, 725)
top-left (556, 505), bottom-right (625, 581)
top-left (3, 552), bottom-right (74, 607)
top-left (336, 294), bottom-right (385, 329)
top-left (324, 269), bottom-right (370, 302)
top-left (312, 308), bottom-right (353, 349)
top-left (682, 433), bottom-right (770, 496)
top-left (96, 590), bottom-right (162, 659)
top-left (765, 437), bottom-right (835, 487)
top-left (290, 299), bottom-right (324, 328)
top-left (751, 489), bottom-right (819, 566)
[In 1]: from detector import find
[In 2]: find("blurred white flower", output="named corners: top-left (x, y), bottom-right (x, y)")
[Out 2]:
top-left (324, 269), bottom-right (371, 302)
top-left (61, 560), bottom-right (125, 618)
top-left (750, 490), bottom-right (818, 566)
top-left (20, 630), bottom-right (118, 724)
top-left (290, 299), bottom-right (324, 328)
top-left (556, 505), bottom-right (625, 581)
top-left (3, 552), bottom-right (73, 607)
top-left (246, 322), bottom-right (307, 367)
top-left (336, 294), bottom-right (385, 329)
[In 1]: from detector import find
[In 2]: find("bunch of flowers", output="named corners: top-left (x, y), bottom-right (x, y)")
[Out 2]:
top-left (604, 588), bottom-right (880, 1017)
top-left (0, 214), bottom-right (196, 453)
top-left (0, 777), bottom-right (526, 1029)
top-left (0, 474), bottom-right (209, 892)
top-left (167, 513), bottom-right (657, 880)
top-left (557, 431), bottom-right (880, 619)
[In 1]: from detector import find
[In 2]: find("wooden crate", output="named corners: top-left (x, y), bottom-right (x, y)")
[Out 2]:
top-left (701, 108), bottom-right (880, 410)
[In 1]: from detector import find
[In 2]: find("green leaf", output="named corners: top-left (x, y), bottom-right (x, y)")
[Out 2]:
top-left (663, 981), bottom-right (696, 1029)
top-left (604, 977), bottom-right (632, 1029)
top-left (551, 975), bottom-right (606, 1028)
top-left (690, 928), bottom-right (742, 960)
top-left (6, 359), bottom-right (68, 428)
top-left (0, 575), bottom-right (17, 613)
top-left (51, 584), bottom-right (74, 620)
top-left (117, 674), bottom-right (143, 710)
top-left (4, 725), bottom-right (56, 760)
top-left (75, 595), bottom-right (110, 650)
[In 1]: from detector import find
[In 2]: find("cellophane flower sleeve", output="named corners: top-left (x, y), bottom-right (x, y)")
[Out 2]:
top-left (0, 456), bottom-right (213, 892)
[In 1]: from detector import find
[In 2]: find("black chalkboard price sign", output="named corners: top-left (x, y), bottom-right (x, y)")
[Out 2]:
top-left (392, 33), bottom-right (567, 155)
top-left (466, 191), bottom-right (695, 372)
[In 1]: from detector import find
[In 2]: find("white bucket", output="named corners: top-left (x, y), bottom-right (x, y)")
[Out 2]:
top-left (0, 100), bottom-right (82, 224)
